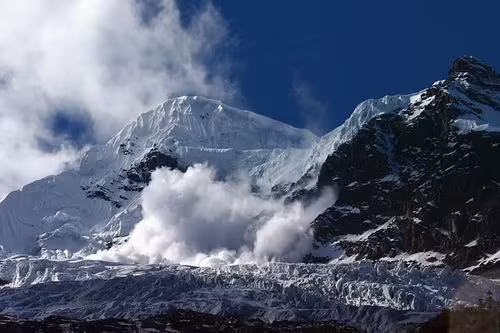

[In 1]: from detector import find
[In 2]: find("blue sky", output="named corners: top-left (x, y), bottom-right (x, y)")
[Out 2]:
top-left (51, 0), bottom-right (500, 139)
top-left (180, 0), bottom-right (500, 134)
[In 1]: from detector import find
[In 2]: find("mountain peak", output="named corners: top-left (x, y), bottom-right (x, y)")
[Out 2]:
top-left (448, 56), bottom-right (499, 82)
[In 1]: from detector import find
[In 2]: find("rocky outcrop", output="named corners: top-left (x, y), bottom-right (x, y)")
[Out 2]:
top-left (83, 148), bottom-right (185, 208)
top-left (312, 56), bottom-right (500, 271)
top-left (124, 148), bottom-right (186, 185)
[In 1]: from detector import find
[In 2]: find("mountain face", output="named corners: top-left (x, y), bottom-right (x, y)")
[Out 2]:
top-left (0, 93), bottom-right (413, 258)
top-left (312, 56), bottom-right (500, 272)
top-left (2, 56), bottom-right (500, 332)
top-left (1, 57), bottom-right (500, 270)
top-left (0, 96), bottom-right (320, 256)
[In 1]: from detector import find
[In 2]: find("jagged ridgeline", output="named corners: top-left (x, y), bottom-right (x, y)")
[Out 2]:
top-left (312, 56), bottom-right (500, 272)
top-left (1, 57), bottom-right (500, 270)
top-left (1, 57), bottom-right (500, 333)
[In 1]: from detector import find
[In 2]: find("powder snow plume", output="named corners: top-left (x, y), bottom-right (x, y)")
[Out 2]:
top-left (90, 164), bottom-right (335, 266)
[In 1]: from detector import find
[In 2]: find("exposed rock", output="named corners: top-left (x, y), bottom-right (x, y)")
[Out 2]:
top-left (312, 57), bottom-right (500, 271)
top-left (84, 149), bottom-right (186, 209)
top-left (125, 148), bottom-right (185, 184)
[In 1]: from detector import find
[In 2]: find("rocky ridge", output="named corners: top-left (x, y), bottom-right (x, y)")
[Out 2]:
top-left (312, 56), bottom-right (500, 272)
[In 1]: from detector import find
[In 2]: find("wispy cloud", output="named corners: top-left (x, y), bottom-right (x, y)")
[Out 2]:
top-left (292, 75), bottom-right (329, 135)
top-left (0, 0), bottom-right (236, 197)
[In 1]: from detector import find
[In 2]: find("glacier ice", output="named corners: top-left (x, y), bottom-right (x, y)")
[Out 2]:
top-left (0, 258), bottom-right (498, 332)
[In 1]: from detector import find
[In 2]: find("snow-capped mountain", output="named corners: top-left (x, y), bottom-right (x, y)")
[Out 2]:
top-left (0, 96), bottom-right (320, 256)
top-left (2, 56), bottom-right (500, 332)
top-left (0, 91), bottom-right (413, 259)
top-left (312, 56), bottom-right (500, 272)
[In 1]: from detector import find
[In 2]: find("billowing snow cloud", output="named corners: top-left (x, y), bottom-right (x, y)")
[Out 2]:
top-left (90, 164), bottom-right (335, 266)
top-left (0, 0), bottom-right (235, 197)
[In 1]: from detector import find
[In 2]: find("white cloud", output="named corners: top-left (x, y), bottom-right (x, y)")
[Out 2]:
top-left (89, 164), bottom-right (335, 266)
top-left (0, 0), bottom-right (235, 197)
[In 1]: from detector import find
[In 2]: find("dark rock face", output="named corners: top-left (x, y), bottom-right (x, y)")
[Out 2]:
top-left (125, 148), bottom-right (186, 185)
top-left (312, 57), bottom-right (500, 271)
top-left (117, 149), bottom-right (186, 194)
top-left (0, 310), bottom-right (360, 333)
top-left (84, 148), bottom-right (185, 206)
top-left (449, 55), bottom-right (500, 84)
top-left (83, 184), bottom-right (122, 208)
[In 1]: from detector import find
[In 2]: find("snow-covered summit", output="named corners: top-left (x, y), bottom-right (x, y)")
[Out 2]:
top-left (110, 95), bottom-right (316, 151)
top-left (0, 95), bottom-right (321, 255)
top-left (395, 56), bottom-right (500, 134)
top-left (0, 88), bottom-right (424, 258)
top-left (447, 56), bottom-right (500, 133)
top-left (448, 55), bottom-right (500, 83)
top-left (77, 95), bottom-right (319, 189)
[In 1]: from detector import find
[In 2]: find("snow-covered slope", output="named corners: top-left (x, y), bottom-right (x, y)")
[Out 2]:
top-left (250, 93), bottom-right (419, 193)
top-left (304, 93), bottom-right (419, 180)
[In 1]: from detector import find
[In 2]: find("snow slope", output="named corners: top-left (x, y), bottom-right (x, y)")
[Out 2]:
top-left (247, 93), bottom-right (419, 193)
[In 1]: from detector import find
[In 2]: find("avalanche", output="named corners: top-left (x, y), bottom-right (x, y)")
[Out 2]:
top-left (0, 93), bottom-right (415, 258)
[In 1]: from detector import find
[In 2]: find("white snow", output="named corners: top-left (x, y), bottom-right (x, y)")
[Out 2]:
top-left (342, 220), bottom-right (391, 242)
top-left (335, 205), bottom-right (362, 216)
top-left (302, 92), bottom-right (418, 180)
top-left (379, 251), bottom-right (446, 267)
top-left (380, 174), bottom-right (401, 183)
top-left (0, 259), bottom-right (498, 333)
top-left (465, 239), bottom-right (478, 248)
top-left (448, 82), bottom-right (500, 133)
top-left (452, 118), bottom-right (500, 133)
top-left (404, 95), bottom-right (435, 122)
top-left (465, 248), bottom-right (500, 272)
top-left (0, 96), bottom-right (319, 255)
top-left (0, 78), bottom-right (496, 331)
top-left (311, 242), bottom-right (345, 259)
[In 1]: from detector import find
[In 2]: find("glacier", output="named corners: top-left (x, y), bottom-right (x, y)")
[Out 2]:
top-left (0, 258), bottom-right (499, 333)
